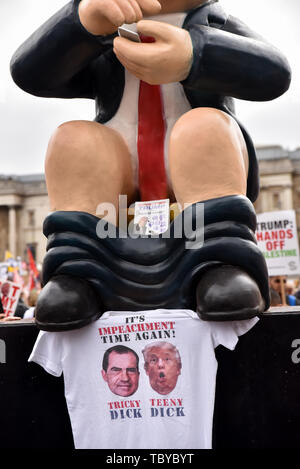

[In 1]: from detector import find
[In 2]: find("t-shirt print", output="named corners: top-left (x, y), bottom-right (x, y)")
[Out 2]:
top-left (29, 309), bottom-right (258, 449)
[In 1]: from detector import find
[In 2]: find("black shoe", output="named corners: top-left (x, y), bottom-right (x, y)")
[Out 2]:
top-left (196, 265), bottom-right (265, 321)
top-left (35, 275), bottom-right (102, 331)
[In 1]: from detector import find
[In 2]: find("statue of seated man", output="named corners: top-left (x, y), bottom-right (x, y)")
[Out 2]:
top-left (10, 0), bottom-right (291, 331)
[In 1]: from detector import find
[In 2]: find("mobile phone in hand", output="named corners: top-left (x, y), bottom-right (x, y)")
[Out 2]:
top-left (118, 26), bottom-right (141, 43)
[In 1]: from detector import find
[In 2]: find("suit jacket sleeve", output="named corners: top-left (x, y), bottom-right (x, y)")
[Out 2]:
top-left (10, 0), bottom-right (115, 99)
top-left (182, 9), bottom-right (291, 101)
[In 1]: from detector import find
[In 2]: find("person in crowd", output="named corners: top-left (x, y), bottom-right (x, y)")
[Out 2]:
top-left (286, 280), bottom-right (295, 295)
top-left (269, 287), bottom-right (281, 307)
top-left (285, 280), bottom-right (299, 306)
top-left (142, 341), bottom-right (181, 395)
top-left (23, 289), bottom-right (39, 319)
top-left (269, 276), bottom-right (299, 306)
top-left (14, 292), bottom-right (29, 318)
top-left (101, 345), bottom-right (140, 397)
top-left (0, 296), bottom-right (4, 317)
top-left (294, 279), bottom-right (300, 301)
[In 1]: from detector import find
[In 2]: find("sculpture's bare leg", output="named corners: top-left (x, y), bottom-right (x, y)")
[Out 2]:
top-left (45, 120), bottom-right (137, 224)
top-left (168, 107), bottom-right (248, 207)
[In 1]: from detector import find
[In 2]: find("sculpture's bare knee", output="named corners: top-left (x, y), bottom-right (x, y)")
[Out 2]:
top-left (46, 120), bottom-right (128, 176)
top-left (169, 108), bottom-right (249, 206)
top-left (45, 120), bottom-right (136, 216)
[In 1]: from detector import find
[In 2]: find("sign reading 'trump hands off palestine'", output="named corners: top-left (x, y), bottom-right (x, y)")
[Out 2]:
top-left (256, 210), bottom-right (300, 276)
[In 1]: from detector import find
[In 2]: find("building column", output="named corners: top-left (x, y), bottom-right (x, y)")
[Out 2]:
top-left (8, 206), bottom-right (17, 256)
top-left (283, 187), bottom-right (293, 210)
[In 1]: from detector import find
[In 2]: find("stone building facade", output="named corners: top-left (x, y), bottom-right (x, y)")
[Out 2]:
top-left (0, 145), bottom-right (300, 264)
top-left (0, 174), bottom-right (49, 264)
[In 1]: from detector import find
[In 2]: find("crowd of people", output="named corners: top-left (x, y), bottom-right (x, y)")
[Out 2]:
top-left (0, 251), bottom-right (41, 323)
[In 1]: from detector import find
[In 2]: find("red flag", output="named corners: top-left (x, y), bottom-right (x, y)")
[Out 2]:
top-left (27, 247), bottom-right (39, 278)
top-left (28, 272), bottom-right (36, 292)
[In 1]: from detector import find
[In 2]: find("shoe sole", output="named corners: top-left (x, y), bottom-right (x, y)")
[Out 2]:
top-left (198, 306), bottom-right (263, 322)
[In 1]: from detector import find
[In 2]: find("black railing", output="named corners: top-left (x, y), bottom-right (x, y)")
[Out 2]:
top-left (1, 309), bottom-right (300, 448)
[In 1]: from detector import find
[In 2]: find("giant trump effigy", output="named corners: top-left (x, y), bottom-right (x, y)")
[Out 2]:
top-left (10, 0), bottom-right (291, 331)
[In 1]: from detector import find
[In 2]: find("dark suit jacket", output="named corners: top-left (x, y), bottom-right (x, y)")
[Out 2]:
top-left (10, 0), bottom-right (291, 202)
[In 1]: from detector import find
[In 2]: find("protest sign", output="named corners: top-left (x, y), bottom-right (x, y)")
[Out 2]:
top-left (256, 210), bottom-right (300, 276)
top-left (0, 279), bottom-right (22, 317)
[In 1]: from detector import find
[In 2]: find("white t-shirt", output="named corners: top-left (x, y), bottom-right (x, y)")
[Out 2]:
top-left (29, 309), bottom-right (258, 449)
top-left (23, 306), bottom-right (35, 319)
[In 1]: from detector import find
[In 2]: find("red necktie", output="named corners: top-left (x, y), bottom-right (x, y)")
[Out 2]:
top-left (137, 36), bottom-right (168, 202)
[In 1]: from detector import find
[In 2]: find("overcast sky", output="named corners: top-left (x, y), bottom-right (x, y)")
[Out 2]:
top-left (0, 0), bottom-right (299, 175)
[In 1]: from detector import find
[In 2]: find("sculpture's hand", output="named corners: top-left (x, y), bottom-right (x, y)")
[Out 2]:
top-left (113, 20), bottom-right (193, 84)
top-left (79, 0), bottom-right (162, 35)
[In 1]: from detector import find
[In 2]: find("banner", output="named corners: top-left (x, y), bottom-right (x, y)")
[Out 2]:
top-left (0, 279), bottom-right (22, 317)
top-left (256, 210), bottom-right (300, 276)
